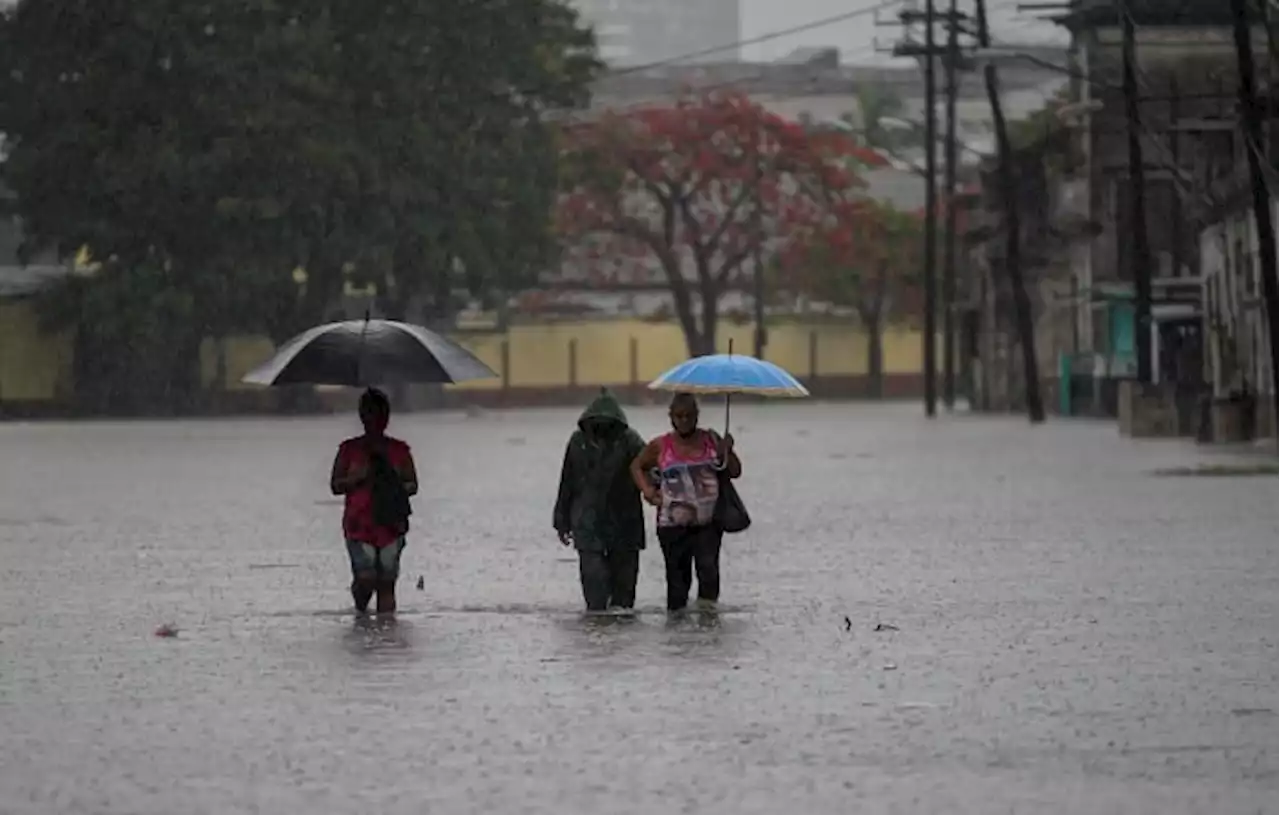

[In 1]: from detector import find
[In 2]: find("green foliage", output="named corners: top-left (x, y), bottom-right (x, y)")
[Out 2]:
top-left (782, 201), bottom-right (923, 318)
top-left (38, 262), bottom-right (202, 414)
top-left (0, 0), bottom-right (599, 410)
top-left (845, 81), bottom-right (917, 153)
top-left (1006, 86), bottom-right (1074, 172)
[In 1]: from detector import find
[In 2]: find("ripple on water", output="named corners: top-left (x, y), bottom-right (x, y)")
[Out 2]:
top-left (0, 405), bottom-right (1274, 815)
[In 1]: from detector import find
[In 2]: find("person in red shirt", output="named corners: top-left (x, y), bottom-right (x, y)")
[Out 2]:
top-left (329, 388), bottom-right (418, 614)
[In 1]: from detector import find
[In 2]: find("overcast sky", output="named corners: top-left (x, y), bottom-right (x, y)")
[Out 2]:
top-left (740, 0), bottom-right (1068, 65)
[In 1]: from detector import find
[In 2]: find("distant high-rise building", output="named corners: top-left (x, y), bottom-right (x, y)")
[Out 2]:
top-left (573, 0), bottom-right (740, 66)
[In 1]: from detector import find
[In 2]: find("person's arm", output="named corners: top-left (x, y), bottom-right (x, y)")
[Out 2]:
top-left (630, 438), bottom-right (662, 506)
top-left (553, 438), bottom-right (576, 543)
top-left (398, 447), bottom-right (419, 497)
top-left (710, 430), bottom-right (742, 479)
top-left (329, 446), bottom-right (366, 495)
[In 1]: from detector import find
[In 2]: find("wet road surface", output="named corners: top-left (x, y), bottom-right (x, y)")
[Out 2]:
top-left (0, 404), bottom-right (1275, 814)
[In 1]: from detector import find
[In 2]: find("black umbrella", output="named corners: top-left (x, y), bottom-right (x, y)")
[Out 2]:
top-left (241, 315), bottom-right (498, 387)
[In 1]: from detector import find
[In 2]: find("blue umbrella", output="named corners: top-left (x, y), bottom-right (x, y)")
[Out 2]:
top-left (648, 341), bottom-right (809, 429)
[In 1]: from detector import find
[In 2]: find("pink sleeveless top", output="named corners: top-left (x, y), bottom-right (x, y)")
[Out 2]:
top-left (656, 431), bottom-right (721, 528)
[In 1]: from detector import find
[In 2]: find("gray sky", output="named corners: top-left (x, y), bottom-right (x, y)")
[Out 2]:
top-left (740, 0), bottom-right (1068, 65)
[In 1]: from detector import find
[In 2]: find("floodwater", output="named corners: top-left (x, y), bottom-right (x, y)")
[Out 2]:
top-left (0, 403), bottom-right (1275, 814)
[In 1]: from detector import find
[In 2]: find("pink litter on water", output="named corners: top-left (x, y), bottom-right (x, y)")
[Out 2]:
top-left (154, 624), bottom-right (179, 638)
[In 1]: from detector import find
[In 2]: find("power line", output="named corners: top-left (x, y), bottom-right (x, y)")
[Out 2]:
top-left (602, 0), bottom-right (1031, 77)
top-left (603, 0), bottom-right (905, 77)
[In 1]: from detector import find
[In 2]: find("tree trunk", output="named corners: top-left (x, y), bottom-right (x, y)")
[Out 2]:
top-left (859, 263), bottom-right (889, 398)
top-left (274, 252), bottom-right (338, 414)
top-left (213, 336), bottom-right (228, 394)
top-left (165, 329), bottom-right (205, 415)
top-left (697, 278), bottom-right (720, 357)
top-left (661, 256), bottom-right (706, 358)
top-left (863, 310), bottom-right (885, 398)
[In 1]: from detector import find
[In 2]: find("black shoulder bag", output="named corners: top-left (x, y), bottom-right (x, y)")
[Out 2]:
top-left (711, 434), bottom-right (750, 535)
top-left (367, 446), bottom-right (412, 530)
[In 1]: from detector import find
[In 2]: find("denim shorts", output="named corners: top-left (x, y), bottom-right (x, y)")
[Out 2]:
top-left (346, 538), bottom-right (406, 579)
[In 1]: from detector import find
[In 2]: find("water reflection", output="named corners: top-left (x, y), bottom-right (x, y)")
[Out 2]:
top-left (0, 409), bottom-right (1273, 813)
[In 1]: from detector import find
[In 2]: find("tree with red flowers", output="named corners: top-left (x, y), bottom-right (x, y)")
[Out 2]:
top-left (779, 199), bottom-right (924, 397)
top-left (556, 90), bottom-right (885, 356)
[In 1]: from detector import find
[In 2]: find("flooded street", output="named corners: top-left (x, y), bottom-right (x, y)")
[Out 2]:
top-left (0, 404), bottom-right (1275, 814)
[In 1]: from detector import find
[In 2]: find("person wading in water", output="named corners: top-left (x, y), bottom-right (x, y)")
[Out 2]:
top-left (630, 392), bottom-right (742, 612)
top-left (553, 388), bottom-right (648, 612)
top-left (329, 388), bottom-right (418, 614)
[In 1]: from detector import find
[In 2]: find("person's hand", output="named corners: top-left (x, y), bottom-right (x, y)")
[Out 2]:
top-left (720, 432), bottom-right (735, 455)
top-left (558, 530), bottom-right (574, 547)
top-left (347, 462), bottom-right (369, 485)
top-left (642, 487), bottom-right (662, 507)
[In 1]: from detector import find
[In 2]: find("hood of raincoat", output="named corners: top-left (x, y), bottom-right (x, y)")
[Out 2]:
top-left (577, 388), bottom-right (630, 433)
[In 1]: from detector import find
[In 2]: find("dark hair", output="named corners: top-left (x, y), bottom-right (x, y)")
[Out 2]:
top-left (359, 387), bottom-right (390, 418)
top-left (669, 392), bottom-right (698, 412)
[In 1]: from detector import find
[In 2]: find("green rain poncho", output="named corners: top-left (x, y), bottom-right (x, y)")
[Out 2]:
top-left (553, 389), bottom-right (647, 553)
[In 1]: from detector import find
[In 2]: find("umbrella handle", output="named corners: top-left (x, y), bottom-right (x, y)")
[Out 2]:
top-left (727, 337), bottom-right (737, 437)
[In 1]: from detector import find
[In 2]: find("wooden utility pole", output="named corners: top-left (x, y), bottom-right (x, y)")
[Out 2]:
top-left (1120, 5), bottom-right (1154, 384)
top-left (940, 0), bottom-right (961, 409)
top-left (1228, 0), bottom-right (1279, 400)
top-left (922, 0), bottom-right (939, 417)
top-left (975, 0), bottom-right (1044, 422)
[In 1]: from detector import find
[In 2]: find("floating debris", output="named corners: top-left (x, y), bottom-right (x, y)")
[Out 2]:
top-left (1150, 463), bottom-right (1277, 477)
top-left (874, 622), bottom-right (899, 632)
top-left (154, 623), bottom-right (179, 638)
top-left (843, 616), bottom-right (853, 632)
top-left (882, 662), bottom-right (898, 671)
top-left (1230, 707), bottom-right (1275, 717)
top-left (416, 576), bottom-right (425, 590)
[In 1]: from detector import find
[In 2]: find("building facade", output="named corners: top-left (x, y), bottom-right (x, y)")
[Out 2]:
top-left (572, 0), bottom-right (740, 66)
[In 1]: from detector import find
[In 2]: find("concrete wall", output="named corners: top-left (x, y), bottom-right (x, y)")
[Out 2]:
top-left (2, 300), bottom-right (933, 412)
top-left (205, 319), bottom-right (929, 392)
top-left (0, 300), bottom-right (73, 401)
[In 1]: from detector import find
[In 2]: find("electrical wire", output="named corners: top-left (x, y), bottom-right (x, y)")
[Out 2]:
top-left (602, 0), bottom-right (906, 76)
top-left (578, 0), bottom-right (1036, 122)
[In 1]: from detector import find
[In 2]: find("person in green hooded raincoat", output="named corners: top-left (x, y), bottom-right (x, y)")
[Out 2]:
top-left (553, 388), bottom-right (648, 612)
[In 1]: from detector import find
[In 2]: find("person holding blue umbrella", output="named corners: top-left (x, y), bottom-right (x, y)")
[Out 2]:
top-left (630, 392), bottom-right (742, 612)
top-left (634, 343), bottom-right (808, 611)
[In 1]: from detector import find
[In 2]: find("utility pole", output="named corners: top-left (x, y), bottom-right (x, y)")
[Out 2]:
top-left (894, 0), bottom-right (940, 416)
top-left (922, 0), bottom-right (938, 418)
top-left (1228, 0), bottom-right (1279, 401)
top-left (975, 0), bottom-right (1044, 422)
top-left (940, 0), bottom-right (962, 409)
top-left (1120, 5), bottom-right (1153, 384)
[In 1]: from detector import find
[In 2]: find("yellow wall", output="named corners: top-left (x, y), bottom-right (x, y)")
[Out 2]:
top-left (0, 303), bottom-right (930, 402)
top-left (199, 335), bottom-right (279, 391)
top-left (445, 319), bottom-right (927, 391)
top-left (0, 300), bottom-right (74, 401)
